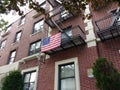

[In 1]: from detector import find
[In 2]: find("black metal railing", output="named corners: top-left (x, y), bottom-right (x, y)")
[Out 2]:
top-left (95, 13), bottom-right (120, 41)
top-left (45, 25), bottom-right (86, 54)
top-left (45, 6), bottom-right (77, 28)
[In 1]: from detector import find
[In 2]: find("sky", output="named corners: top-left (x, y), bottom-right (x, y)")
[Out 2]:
top-left (0, 5), bottom-right (30, 25)
top-left (0, 0), bottom-right (45, 25)
top-left (1, 12), bottom-right (20, 25)
top-left (0, 0), bottom-right (45, 24)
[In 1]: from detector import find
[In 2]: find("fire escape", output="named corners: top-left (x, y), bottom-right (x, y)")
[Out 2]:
top-left (44, 0), bottom-right (86, 54)
top-left (95, 9), bottom-right (120, 41)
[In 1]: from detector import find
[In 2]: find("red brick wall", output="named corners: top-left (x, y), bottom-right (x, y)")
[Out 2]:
top-left (0, 10), bottom-right (49, 65)
top-left (97, 38), bottom-right (120, 71)
top-left (19, 45), bottom-right (99, 90)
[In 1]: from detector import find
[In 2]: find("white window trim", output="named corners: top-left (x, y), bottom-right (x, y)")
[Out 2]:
top-left (54, 57), bottom-right (80, 90)
top-left (22, 66), bottom-right (39, 90)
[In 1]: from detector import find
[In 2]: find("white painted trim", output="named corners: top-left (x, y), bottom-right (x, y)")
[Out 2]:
top-left (84, 5), bottom-right (96, 48)
top-left (22, 66), bottom-right (39, 90)
top-left (54, 57), bottom-right (80, 90)
top-left (0, 62), bottom-right (19, 75)
top-left (21, 52), bottom-right (50, 62)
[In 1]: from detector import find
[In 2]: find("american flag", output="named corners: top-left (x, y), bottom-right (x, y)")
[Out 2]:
top-left (41, 33), bottom-right (61, 52)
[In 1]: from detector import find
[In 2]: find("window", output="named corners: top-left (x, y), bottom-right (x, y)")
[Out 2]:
top-left (59, 63), bottom-right (75, 90)
top-left (29, 40), bottom-right (41, 55)
top-left (33, 19), bottom-right (44, 34)
top-left (19, 16), bottom-right (25, 25)
top-left (60, 7), bottom-right (69, 19)
top-left (55, 58), bottom-right (80, 90)
top-left (62, 27), bottom-right (72, 41)
top-left (14, 31), bottom-right (22, 42)
top-left (110, 9), bottom-right (120, 26)
top-left (23, 71), bottom-right (36, 90)
top-left (8, 50), bottom-right (16, 64)
top-left (60, 10), bottom-right (69, 18)
top-left (0, 40), bottom-right (6, 49)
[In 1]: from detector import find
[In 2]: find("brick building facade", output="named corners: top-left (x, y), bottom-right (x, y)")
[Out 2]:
top-left (0, 0), bottom-right (120, 90)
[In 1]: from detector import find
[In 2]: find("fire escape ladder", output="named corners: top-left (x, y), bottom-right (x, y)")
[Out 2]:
top-left (51, 18), bottom-right (77, 46)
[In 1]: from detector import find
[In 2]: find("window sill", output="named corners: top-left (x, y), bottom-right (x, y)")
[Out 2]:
top-left (30, 31), bottom-right (43, 36)
top-left (21, 53), bottom-right (50, 62)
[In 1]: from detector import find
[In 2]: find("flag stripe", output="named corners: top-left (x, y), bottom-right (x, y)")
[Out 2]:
top-left (41, 33), bottom-right (61, 52)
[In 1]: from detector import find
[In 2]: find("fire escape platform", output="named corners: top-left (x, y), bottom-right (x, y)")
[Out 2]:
top-left (95, 14), bottom-right (120, 41)
top-left (44, 25), bottom-right (86, 54)
top-left (45, 6), bottom-right (77, 28)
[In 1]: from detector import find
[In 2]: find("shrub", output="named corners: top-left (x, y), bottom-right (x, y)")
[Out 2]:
top-left (93, 57), bottom-right (120, 90)
top-left (2, 70), bottom-right (23, 90)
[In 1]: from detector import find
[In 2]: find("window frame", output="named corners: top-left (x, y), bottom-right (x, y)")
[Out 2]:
top-left (14, 30), bottom-right (22, 43)
top-left (8, 50), bottom-right (16, 64)
top-left (59, 63), bottom-right (76, 90)
top-left (22, 67), bottom-right (39, 90)
top-left (19, 16), bottom-right (25, 25)
top-left (32, 19), bottom-right (44, 34)
top-left (29, 40), bottom-right (41, 56)
top-left (54, 57), bottom-right (80, 90)
top-left (61, 26), bottom-right (72, 42)
top-left (0, 39), bottom-right (6, 49)
top-left (60, 7), bottom-right (69, 19)
top-left (23, 71), bottom-right (36, 90)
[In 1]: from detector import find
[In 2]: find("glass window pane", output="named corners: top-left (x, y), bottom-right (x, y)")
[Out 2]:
top-left (24, 74), bottom-right (30, 83)
top-left (34, 23), bottom-right (40, 31)
top-left (30, 44), bottom-right (35, 51)
top-left (36, 41), bottom-right (41, 49)
top-left (20, 17), bottom-right (25, 25)
top-left (30, 72), bottom-right (36, 82)
top-left (62, 29), bottom-right (72, 39)
top-left (34, 20), bottom-right (44, 33)
top-left (0, 40), bottom-right (6, 49)
top-left (17, 32), bottom-right (22, 38)
top-left (9, 61), bottom-right (13, 64)
top-left (29, 83), bottom-right (34, 90)
top-left (10, 58), bottom-right (14, 62)
top-left (61, 64), bottom-right (75, 78)
top-left (24, 83), bottom-right (29, 90)
top-left (61, 78), bottom-right (75, 90)
top-left (61, 10), bottom-right (69, 18)
top-left (11, 51), bottom-right (16, 57)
